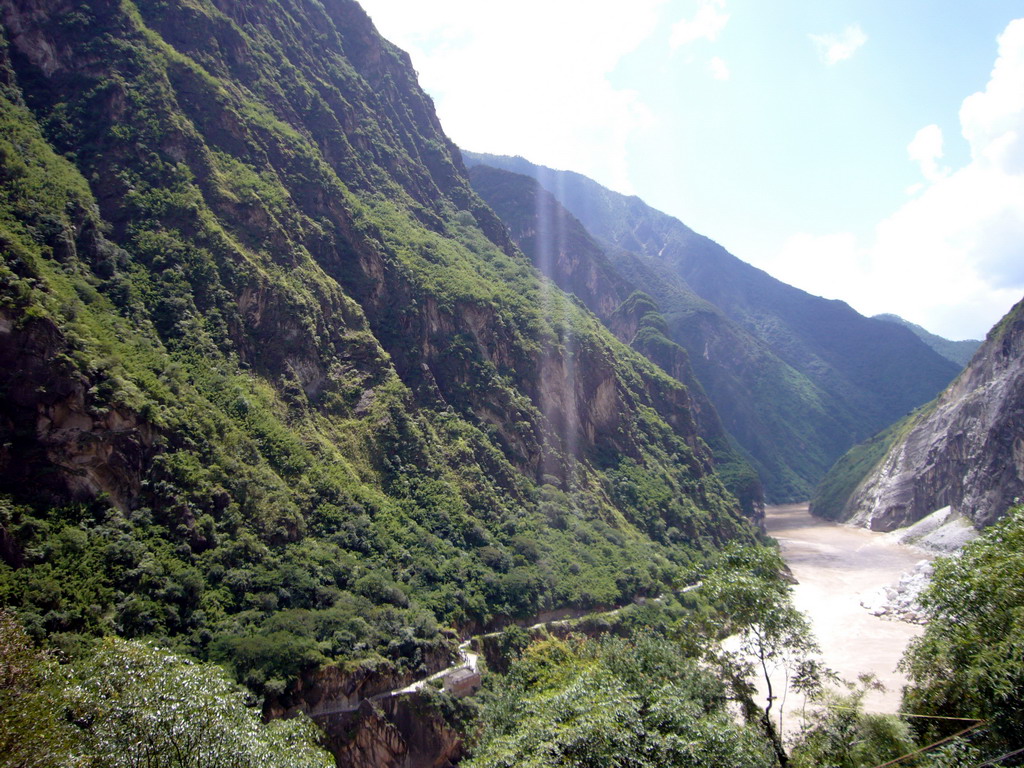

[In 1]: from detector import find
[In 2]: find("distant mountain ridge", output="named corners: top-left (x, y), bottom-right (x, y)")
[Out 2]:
top-left (873, 313), bottom-right (981, 368)
top-left (464, 152), bottom-right (961, 501)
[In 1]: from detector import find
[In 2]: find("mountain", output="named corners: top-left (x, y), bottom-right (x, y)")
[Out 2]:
top-left (464, 152), bottom-right (962, 501)
top-left (874, 313), bottom-right (981, 368)
top-left (812, 297), bottom-right (1024, 530)
top-left (0, 0), bottom-right (758, 746)
top-left (466, 164), bottom-right (763, 517)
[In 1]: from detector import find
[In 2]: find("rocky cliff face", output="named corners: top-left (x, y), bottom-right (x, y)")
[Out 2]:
top-left (0, 309), bottom-right (156, 512)
top-left (832, 298), bottom-right (1024, 531)
top-left (263, 644), bottom-right (453, 720)
top-left (324, 694), bottom-right (464, 768)
top-left (467, 165), bottom-right (763, 518)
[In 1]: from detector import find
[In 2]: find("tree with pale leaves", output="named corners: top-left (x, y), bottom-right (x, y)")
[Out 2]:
top-left (71, 638), bottom-right (333, 768)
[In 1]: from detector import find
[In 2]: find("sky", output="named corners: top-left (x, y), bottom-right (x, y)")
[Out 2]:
top-left (357, 0), bottom-right (1024, 340)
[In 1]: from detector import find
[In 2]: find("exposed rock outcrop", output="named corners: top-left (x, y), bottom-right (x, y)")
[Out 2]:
top-left (0, 310), bottom-right (157, 514)
top-left (860, 559), bottom-right (933, 624)
top-left (323, 695), bottom-right (464, 768)
top-left (263, 644), bottom-right (454, 720)
top-left (836, 297), bottom-right (1024, 531)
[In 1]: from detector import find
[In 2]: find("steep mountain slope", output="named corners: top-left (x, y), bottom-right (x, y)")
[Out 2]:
top-left (874, 313), bottom-right (981, 368)
top-left (465, 154), bottom-right (961, 501)
top-left (467, 164), bottom-right (763, 517)
top-left (813, 297), bottom-right (1024, 530)
top-left (0, 0), bottom-right (755, 722)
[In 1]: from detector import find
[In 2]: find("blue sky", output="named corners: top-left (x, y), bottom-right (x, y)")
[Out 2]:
top-left (358, 0), bottom-right (1024, 340)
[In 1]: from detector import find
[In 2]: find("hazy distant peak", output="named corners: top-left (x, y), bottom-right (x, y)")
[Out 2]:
top-left (873, 313), bottom-right (981, 368)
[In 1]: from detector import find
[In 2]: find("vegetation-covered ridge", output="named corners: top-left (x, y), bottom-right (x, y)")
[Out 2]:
top-left (464, 152), bottom-right (961, 502)
top-left (873, 313), bottom-right (981, 369)
top-left (467, 162), bottom-right (763, 519)
top-left (0, 0), bottom-right (756, 706)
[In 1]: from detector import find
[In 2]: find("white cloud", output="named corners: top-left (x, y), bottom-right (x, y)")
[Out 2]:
top-left (810, 24), bottom-right (867, 66)
top-left (708, 56), bottom-right (731, 81)
top-left (961, 18), bottom-right (1024, 172)
top-left (907, 124), bottom-right (949, 184)
top-left (356, 0), bottom-right (667, 194)
top-left (670, 0), bottom-right (730, 48)
top-left (771, 19), bottom-right (1024, 340)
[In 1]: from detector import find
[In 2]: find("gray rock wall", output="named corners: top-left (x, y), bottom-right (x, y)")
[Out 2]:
top-left (844, 298), bottom-right (1024, 531)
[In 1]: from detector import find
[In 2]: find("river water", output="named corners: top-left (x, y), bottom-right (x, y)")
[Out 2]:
top-left (763, 503), bottom-right (929, 734)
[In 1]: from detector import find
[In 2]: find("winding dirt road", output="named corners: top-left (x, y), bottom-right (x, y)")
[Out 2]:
top-left (764, 503), bottom-right (929, 731)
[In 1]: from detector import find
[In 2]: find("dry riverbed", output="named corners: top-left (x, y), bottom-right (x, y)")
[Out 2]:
top-left (763, 503), bottom-right (930, 736)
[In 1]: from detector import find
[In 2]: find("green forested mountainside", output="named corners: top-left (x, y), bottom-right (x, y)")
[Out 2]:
top-left (0, 0), bottom-right (755, 696)
top-left (468, 164), bottom-right (762, 518)
top-left (464, 153), bottom-right (961, 502)
top-left (873, 313), bottom-right (981, 368)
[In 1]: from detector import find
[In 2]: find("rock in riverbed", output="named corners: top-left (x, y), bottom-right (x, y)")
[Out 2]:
top-left (860, 559), bottom-right (934, 624)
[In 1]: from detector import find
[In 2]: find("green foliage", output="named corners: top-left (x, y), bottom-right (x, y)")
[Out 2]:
top-left (790, 678), bottom-right (916, 768)
top-left (692, 544), bottom-right (821, 761)
top-left (466, 633), bottom-right (775, 768)
top-left (900, 505), bottom-right (1024, 751)
top-left (0, 610), bottom-right (78, 768)
top-left (0, 610), bottom-right (331, 768)
top-left (72, 638), bottom-right (333, 768)
top-left (917, 739), bottom-right (985, 767)
top-left (690, 544), bottom-right (818, 670)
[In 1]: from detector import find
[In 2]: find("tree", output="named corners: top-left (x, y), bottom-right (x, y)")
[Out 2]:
top-left (697, 544), bottom-right (823, 766)
top-left (466, 634), bottom-right (775, 768)
top-left (790, 676), bottom-right (915, 768)
top-left (0, 610), bottom-right (333, 768)
top-left (71, 638), bottom-right (333, 768)
top-left (0, 610), bottom-right (79, 768)
top-left (900, 505), bottom-right (1024, 752)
